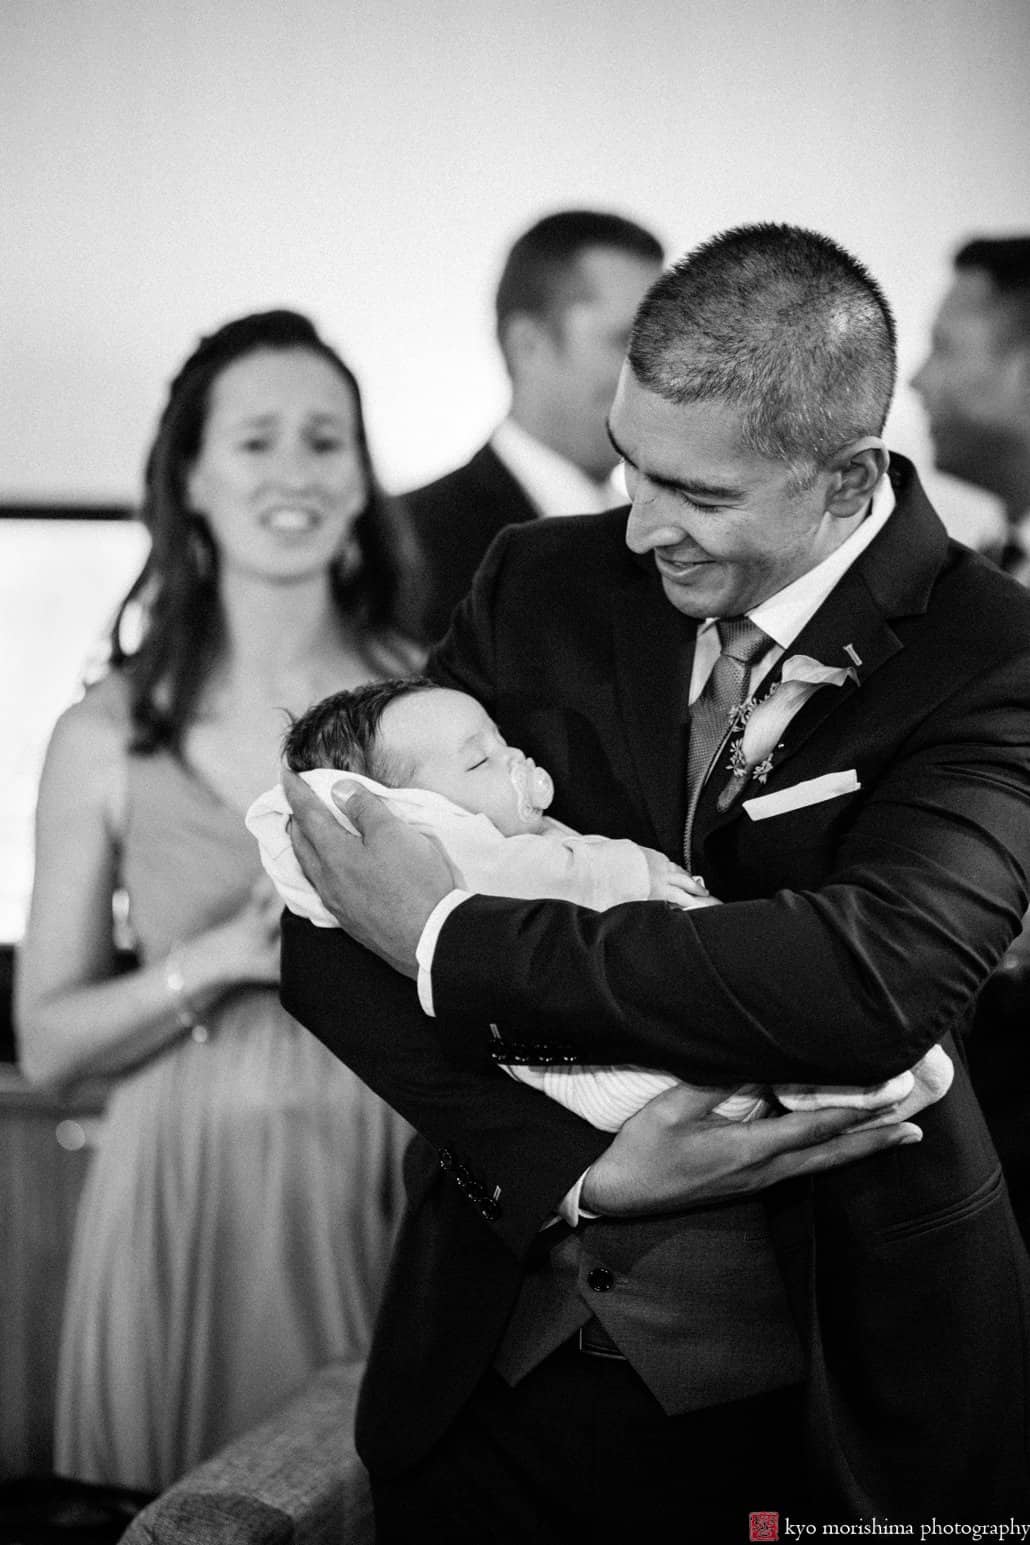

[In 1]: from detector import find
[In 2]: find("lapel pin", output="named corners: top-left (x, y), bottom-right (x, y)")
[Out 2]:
top-left (843, 643), bottom-right (863, 668)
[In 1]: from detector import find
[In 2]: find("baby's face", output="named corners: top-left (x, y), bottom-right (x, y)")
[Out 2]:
top-left (377, 689), bottom-right (554, 836)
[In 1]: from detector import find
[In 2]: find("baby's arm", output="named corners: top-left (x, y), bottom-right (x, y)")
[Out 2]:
top-left (465, 822), bottom-right (728, 913)
top-left (774, 1044), bottom-right (954, 1125)
top-left (502, 1063), bottom-right (761, 1132)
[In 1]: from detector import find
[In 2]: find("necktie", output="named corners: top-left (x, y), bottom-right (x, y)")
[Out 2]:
top-left (683, 615), bottom-right (770, 861)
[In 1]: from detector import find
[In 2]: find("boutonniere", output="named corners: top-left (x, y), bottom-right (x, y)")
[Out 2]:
top-left (717, 653), bottom-right (859, 812)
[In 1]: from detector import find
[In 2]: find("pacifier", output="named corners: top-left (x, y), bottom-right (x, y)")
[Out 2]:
top-left (508, 758), bottom-right (554, 821)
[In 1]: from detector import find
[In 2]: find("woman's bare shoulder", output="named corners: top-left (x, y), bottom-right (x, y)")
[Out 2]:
top-left (45, 670), bottom-right (130, 774)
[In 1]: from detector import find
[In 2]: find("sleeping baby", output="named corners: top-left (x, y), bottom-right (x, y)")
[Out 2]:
top-left (246, 677), bottom-right (950, 1133)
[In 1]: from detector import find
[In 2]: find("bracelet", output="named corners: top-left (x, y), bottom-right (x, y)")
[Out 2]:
top-left (165, 949), bottom-right (209, 1044)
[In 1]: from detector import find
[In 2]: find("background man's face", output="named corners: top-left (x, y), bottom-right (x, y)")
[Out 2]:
top-left (534, 247), bottom-right (662, 481)
top-left (611, 367), bottom-right (845, 620)
top-left (911, 269), bottom-right (1022, 487)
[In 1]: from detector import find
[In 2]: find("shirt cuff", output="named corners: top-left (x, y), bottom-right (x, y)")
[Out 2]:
top-left (557, 1168), bottom-right (600, 1227)
top-left (415, 889), bottom-right (474, 1017)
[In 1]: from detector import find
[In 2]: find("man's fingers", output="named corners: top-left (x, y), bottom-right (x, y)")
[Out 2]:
top-left (761, 1121), bottom-right (923, 1187)
top-left (288, 813), bottom-right (326, 885)
top-left (756, 1104), bottom-right (910, 1153)
top-left (328, 781), bottom-right (388, 835)
top-left (281, 766), bottom-right (319, 810)
top-left (281, 767), bottom-right (342, 837)
top-left (757, 1107), bottom-right (924, 1165)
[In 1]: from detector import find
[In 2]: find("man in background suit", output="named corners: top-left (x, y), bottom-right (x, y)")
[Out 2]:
top-left (401, 209), bottom-right (663, 641)
top-left (913, 235), bottom-right (1030, 1239)
top-left (283, 225), bottom-right (1030, 1540)
top-left (912, 235), bottom-right (1030, 576)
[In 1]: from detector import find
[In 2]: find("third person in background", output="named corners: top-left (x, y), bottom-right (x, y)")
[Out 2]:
top-left (400, 209), bottom-right (663, 641)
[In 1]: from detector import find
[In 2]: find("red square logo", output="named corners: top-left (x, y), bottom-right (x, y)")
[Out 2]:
top-left (749, 1514), bottom-right (779, 1542)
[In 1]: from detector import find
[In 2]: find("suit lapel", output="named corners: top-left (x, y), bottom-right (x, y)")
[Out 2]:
top-left (468, 444), bottom-right (539, 530)
top-left (696, 457), bottom-right (947, 844)
top-left (611, 559), bottom-right (697, 855)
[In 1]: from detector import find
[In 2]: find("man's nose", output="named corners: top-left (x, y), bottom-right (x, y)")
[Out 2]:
top-left (625, 489), bottom-right (688, 554)
top-left (909, 357), bottom-right (931, 398)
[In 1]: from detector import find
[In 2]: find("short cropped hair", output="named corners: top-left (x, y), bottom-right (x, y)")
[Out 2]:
top-left (955, 236), bottom-right (1030, 350)
top-left (282, 676), bottom-right (437, 786)
top-left (628, 223), bottom-right (897, 482)
top-left (495, 209), bottom-right (663, 351)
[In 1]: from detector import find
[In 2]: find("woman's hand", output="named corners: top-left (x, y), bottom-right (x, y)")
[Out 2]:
top-left (202, 877), bottom-right (282, 987)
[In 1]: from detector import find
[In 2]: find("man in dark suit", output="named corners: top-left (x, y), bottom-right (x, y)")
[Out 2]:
top-left (912, 235), bottom-right (1030, 577)
top-left (401, 209), bottom-right (664, 641)
top-left (283, 225), bottom-right (1030, 1539)
top-left (912, 235), bottom-right (1030, 1238)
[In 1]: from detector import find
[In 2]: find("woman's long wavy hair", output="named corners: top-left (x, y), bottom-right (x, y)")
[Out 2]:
top-left (109, 309), bottom-right (404, 755)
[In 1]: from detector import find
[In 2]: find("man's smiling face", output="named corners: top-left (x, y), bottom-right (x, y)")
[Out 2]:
top-left (609, 365), bottom-right (847, 620)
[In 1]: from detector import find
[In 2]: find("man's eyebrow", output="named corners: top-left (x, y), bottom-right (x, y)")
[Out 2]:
top-left (606, 418), bottom-right (745, 501)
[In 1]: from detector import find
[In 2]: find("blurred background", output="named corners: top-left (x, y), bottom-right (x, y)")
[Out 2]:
top-left (5, 0), bottom-right (1030, 502)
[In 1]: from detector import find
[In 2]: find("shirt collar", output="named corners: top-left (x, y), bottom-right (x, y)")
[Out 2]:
top-left (696, 471), bottom-right (897, 653)
top-left (490, 416), bottom-right (624, 518)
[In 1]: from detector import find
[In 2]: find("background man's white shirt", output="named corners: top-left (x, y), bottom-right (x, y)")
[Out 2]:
top-left (491, 416), bottom-right (626, 517)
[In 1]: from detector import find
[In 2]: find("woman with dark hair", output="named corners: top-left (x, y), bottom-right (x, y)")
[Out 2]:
top-left (16, 310), bottom-right (417, 1490)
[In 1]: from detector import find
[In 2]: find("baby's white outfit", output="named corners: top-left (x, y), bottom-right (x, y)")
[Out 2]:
top-left (246, 771), bottom-right (927, 1133)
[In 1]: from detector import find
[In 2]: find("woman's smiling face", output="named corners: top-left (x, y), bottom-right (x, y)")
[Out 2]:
top-left (186, 347), bottom-right (367, 582)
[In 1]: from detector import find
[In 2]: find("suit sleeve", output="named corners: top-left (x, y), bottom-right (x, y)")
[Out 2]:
top-left (280, 535), bottom-right (612, 1257)
top-left (432, 649), bottom-right (1030, 1088)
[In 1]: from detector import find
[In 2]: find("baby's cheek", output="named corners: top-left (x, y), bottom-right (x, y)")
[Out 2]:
top-left (493, 799), bottom-right (539, 837)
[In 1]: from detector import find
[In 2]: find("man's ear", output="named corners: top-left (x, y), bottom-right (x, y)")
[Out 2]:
top-left (501, 312), bottom-right (551, 375)
top-left (824, 437), bottom-right (890, 518)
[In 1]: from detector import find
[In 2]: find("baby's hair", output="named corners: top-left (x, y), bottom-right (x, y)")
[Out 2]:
top-left (283, 675), bottom-right (438, 785)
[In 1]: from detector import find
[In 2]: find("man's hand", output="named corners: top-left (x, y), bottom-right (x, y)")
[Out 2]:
top-left (580, 1085), bottom-right (923, 1215)
top-left (282, 769), bottom-right (457, 978)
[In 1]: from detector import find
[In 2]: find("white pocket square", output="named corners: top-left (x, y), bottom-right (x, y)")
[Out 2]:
top-left (743, 769), bottom-right (860, 821)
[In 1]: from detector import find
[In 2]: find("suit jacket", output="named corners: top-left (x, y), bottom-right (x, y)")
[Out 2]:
top-left (399, 442), bottom-right (537, 643)
top-left (281, 456), bottom-right (1030, 1519)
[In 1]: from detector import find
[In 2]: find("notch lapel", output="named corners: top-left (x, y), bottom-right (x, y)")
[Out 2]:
top-left (695, 456), bottom-right (947, 846)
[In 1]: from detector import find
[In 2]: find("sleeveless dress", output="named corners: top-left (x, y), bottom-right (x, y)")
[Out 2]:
top-left (54, 675), bottom-right (410, 1491)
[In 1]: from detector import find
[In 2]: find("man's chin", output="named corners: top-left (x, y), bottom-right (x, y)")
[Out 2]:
top-left (658, 568), bottom-right (719, 620)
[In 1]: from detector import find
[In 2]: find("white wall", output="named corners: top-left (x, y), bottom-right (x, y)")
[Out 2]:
top-left (4, 0), bottom-right (1029, 541)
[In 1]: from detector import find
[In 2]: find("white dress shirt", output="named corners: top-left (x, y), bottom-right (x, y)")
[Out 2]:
top-left (490, 417), bottom-right (626, 517)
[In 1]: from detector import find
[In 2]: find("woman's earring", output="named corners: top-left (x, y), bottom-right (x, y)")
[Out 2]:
top-left (334, 534), bottom-right (362, 581)
top-left (187, 516), bottom-right (215, 581)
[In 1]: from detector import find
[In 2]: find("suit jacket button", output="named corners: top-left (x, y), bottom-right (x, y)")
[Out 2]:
top-left (587, 1266), bottom-right (615, 1293)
